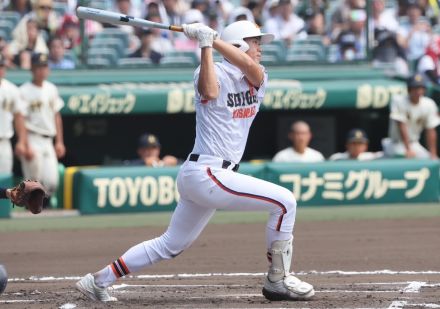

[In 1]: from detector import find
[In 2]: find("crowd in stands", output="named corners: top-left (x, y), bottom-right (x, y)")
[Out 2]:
top-left (1, 0), bottom-right (440, 77)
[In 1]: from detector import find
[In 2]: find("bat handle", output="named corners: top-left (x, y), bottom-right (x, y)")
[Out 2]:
top-left (169, 25), bottom-right (184, 32)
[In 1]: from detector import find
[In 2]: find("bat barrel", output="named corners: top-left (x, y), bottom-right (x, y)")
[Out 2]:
top-left (76, 6), bottom-right (183, 32)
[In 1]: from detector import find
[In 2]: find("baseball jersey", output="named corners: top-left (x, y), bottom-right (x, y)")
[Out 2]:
top-left (329, 151), bottom-right (381, 161)
top-left (191, 60), bottom-right (268, 164)
top-left (19, 80), bottom-right (64, 137)
top-left (273, 147), bottom-right (325, 163)
top-left (388, 94), bottom-right (440, 143)
top-left (0, 78), bottom-right (24, 139)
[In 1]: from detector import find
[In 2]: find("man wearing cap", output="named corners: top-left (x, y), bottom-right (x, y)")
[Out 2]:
top-left (0, 54), bottom-right (29, 174)
top-left (330, 128), bottom-right (382, 160)
top-left (126, 133), bottom-right (178, 167)
top-left (382, 74), bottom-right (440, 159)
top-left (19, 52), bottom-right (65, 198)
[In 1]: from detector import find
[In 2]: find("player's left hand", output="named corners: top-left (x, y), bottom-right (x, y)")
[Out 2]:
top-left (55, 142), bottom-right (66, 159)
top-left (196, 26), bottom-right (218, 48)
top-left (182, 23), bottom-right (205, 40)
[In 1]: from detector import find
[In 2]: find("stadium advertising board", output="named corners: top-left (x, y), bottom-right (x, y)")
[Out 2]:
top-left (60, 79), bottom-right (406, 115)
top-left (73, 160), bottom-right (438, 214)
top-left (0, 174), bottom-right (12, 218)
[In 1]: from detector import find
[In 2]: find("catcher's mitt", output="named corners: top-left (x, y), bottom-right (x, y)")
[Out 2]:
top-left (10, 180), bottom-right (48, 214)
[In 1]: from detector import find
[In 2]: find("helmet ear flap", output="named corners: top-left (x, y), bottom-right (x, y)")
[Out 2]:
top-left (228, 39), bottom-right (249, 52)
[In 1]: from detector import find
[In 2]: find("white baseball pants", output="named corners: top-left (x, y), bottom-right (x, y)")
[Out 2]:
top-left (20, 134), bottom-right (59, 196)
top-left (0, 139), bottom-right (13, 174)
top-left (96, 155), bottom-right (298, 285)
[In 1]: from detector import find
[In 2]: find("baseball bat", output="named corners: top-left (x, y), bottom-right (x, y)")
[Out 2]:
top-left (76, 6), bottom-right (183, 32)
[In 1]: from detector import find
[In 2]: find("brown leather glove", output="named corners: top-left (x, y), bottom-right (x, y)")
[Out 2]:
top-left (10, 180), bottom-right (48, 214)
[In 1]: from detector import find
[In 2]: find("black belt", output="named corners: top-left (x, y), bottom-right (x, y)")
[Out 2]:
top-left (189, 153), bottom-right (239, 172)
top-left (30, 132), bottom-right (52, 138)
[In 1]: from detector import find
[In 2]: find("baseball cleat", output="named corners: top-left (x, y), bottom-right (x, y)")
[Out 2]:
top-left (76, 273), bottom-right (117, 302)
top-left (262, 274), bottom-right (315, 301)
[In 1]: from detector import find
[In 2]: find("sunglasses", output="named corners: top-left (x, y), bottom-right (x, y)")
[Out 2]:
top-left (38, 5), bottom-right (53, 10)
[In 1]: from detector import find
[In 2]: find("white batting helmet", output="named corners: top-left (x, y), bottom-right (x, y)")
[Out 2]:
top-left (220, 20), bottom-right (274, 52)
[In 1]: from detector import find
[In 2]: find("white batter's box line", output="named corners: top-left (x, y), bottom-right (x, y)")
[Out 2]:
top-left (8, 270), bottom-right (440, 282)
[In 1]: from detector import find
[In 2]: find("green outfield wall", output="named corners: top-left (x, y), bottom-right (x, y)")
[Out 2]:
top-left (58, 78), bottom-right (406, 115)
top-left (0, 174), bottom-right (13, 218)
top-left (71, 159), bottom-right (439, 215)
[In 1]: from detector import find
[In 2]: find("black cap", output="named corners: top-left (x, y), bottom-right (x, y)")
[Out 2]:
top-left (346, 128), bottom-right (369, 143)
top-left (0, 53), bottom-right (5, 66)
top-left (31, 53), bottom-right (49, 67)
top-left (407, 73), bottom-right (426, 88)
top-left (138, 133), bottom-right (161, 148)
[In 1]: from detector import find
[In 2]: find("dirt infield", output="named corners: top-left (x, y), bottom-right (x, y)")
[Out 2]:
top-left (1, 216), bottom-right (439, 308)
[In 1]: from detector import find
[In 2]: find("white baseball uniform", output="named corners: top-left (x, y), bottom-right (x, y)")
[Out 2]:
top-left (19, 80), bottom-right (64, 195)
top-left (0, 78), bottom-right (23, 174)
top-left (382, 94), bottom-right (440, 158)
top-left (92, 60), bottom-right (298, 287)
top-left (273, 147), bottom-right (325, 163)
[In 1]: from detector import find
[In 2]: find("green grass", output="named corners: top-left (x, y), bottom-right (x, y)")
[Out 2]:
top-left (0, 204), bottom-right (439, 232)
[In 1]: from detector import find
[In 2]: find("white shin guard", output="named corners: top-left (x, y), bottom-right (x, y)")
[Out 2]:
top-left (267, 237), bottom-right (293, 283)
top-left (263, 237), bottom-right (315, 301)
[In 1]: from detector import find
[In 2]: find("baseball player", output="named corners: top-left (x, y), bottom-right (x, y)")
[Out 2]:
top-left (76, 20), bottom-right (315, 302)
top-left (19, 53), bottom-right (66, 197)
top-left (0, 54), bottom-right (29, 174)
top-left (382, 73), bottom-right (440, 159)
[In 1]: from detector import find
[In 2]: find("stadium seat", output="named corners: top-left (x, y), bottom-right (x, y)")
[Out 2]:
top-left (94, 28), bottom-right (129, 47)
top-left (261, 54), bottom-right (280, 66)
top-left (286, 44), bottom-right (326, 61)
top-left (0, 19), bottom-right (15, 41)
top-left (262, 43), bottom-right (285, 62)
top-left (118, 57), bottom-right (155, 68)
top-left (53, 1), bottom-right (67, 16)
top-left (160, 51), bottom-right (199, 67)
top-left (0, 11), bottom-right (21, 27)
top-left (90, 37), bottom-right (126, 57)
top-left (285, 53), bottom-right (322, 64)
top-left (87, 47), bottom-right (119, 66)
top-left (87, 57), bottom-right (112, 68)
top-left (87, 0), bottom-right (111, 10)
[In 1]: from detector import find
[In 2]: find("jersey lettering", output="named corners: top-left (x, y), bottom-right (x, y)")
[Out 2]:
top-left (226, 90), bottom-right (258, 107)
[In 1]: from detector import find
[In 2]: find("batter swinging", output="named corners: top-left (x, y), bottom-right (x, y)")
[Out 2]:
top-left (76, 20), bottom-right (315, 302)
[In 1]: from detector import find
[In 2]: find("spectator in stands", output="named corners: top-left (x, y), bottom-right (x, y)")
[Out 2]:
top-left (228, 6), bottom-right (255, 24)
top-left (56, 15), bottom-right (81, 56)
top-left (4, 0), bottom-right (32, 17)
top-left (371, 28), bottom-right (409, 76)
top-left (109, 0), bottom-right (141, 53)
top-left (304, 10), bottom-right (331, 45)
top-left (9, 18), bottom-right (48, 69)
top-left (417, 35), bottom-right (440, 86)
top-left (48, 36), bottom-right (75, 69)
top-left (370, 0), bottom-right (399, 33)
top-left (297, 0), bottom-right (327, 20)
top-left (13, 0), bottom-right (60, 43)
top-left (244, 0), bottom-right (264, 25)
top-left (382, 74), bottom-right (440, 159)
top-left (174, 8), bottom-right (205, 57)
top-left (129, 29), bottom-right (162, 64)
top-left (262, 0), bottom-right (280, 21)
top-left (147, 13), bottom-right (174, 54)
top-left (329, 128), bottom-right (382, 161)
top-left (273, 121), bottom-right (325, 163)
top-left (160, 0), bottom-right (186, 31)
top-left (330, 0), bottom-right (365, 40)
top-left (264, 0), bottom-right (307, 48)
top-left (397, 2), bottom-right (431, 61)
top-left (125, 133), bottom-right (178, 167)
top-left (335, 9), bottom-right (367, 61)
